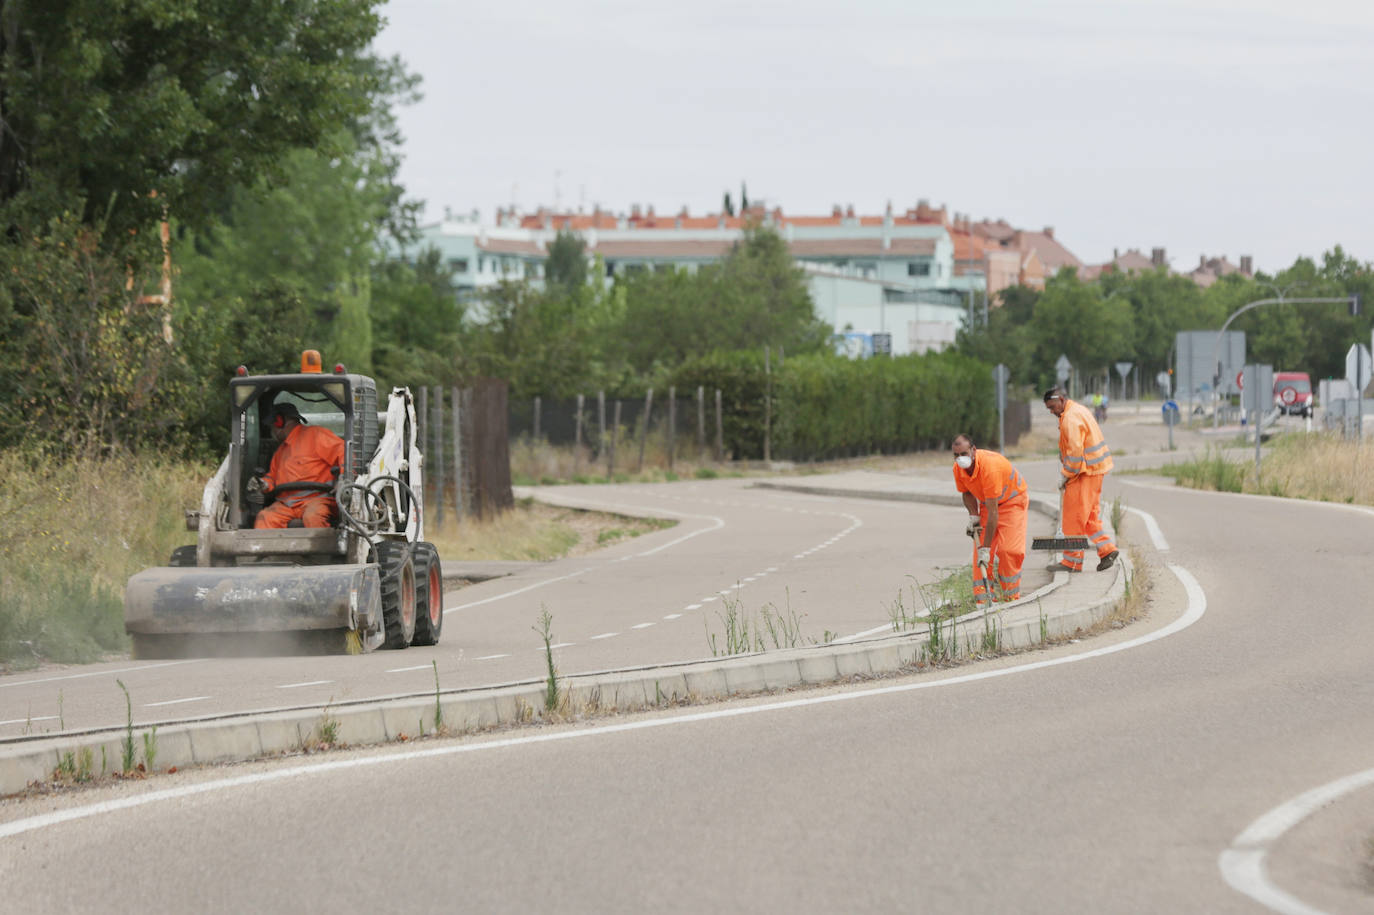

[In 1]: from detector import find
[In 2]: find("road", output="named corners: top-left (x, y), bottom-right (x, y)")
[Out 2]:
top-left (1, 404), bottom-right (1371, 913)
top-left (1, 481), bottom-right (1014, 736)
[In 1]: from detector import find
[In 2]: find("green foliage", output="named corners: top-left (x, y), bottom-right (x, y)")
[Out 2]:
top-left (545, 229), bottom-right (588, 292)
top-left (0, 211), bottom-right (192, 451)
top-left (0, 0), bottom-right (384, 240)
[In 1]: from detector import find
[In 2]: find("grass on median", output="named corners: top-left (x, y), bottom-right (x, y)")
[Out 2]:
top-left (1154, 432), bottom-right (1374, 503)
top-left (425, 497), bottom-right (676, 562)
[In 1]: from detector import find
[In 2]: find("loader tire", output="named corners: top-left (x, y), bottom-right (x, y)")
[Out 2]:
top-left (376, 541), bottom-right (416, 649)
top-left (169, 545), bottom-right (197, 567)
top-left (411, 542), bottom-right (444, 646)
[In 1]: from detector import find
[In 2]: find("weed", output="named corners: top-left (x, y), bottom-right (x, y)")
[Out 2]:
top-left (116, 679), bottom-right (135, 772)
top-left (432, 659), bottom-right (444, 734)
top-left (77, 746), bottom-right (93, 782)
top-left (534, 604), bottom-right (560, 712)
top-left (142, 725), bottom-right (158, 770)
top-left (58, 689), bottom-right (64, 730)
top-left (1110, 495), bottom-right (1124, 534)
top-left (694, 467), bottom-right (719, 479)
top-left (823, 630), bottom-right (837, 645)
top-left (979, 614), bottom-right (1002, 653)
top-left (317, 702), bottom-right (340, 746)
top-left (1038, 602), bottom-right (1049, 645)
top-left (100, 746), bottom-right (107, 776)
top-left (57, 751), bottom-right (75, 780)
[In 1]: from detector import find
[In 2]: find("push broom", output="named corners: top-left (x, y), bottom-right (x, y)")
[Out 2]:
top-left (1031, 486), bottom-right (1091, 552)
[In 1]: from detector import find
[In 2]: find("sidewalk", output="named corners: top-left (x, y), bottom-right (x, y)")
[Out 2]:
top-left (0, 473), bottom-right (1128, 797)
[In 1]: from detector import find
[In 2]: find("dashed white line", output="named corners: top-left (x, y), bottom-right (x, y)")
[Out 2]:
top-left (475, 654), bottom-right (510, 661)
top-left (0, 660), bottom-right (198, 690)
top-left (145, 696), bottom-right (211, 708)
top-left (631, 623), bottom-right (655, 630)
top-left (685, 603), bottom-right (701, 610)
top-left (663, 613), bottom-right (682, 620)
top-left (548, 642), bottom-right (574, 650)
top-left (386, 664), bottom-right (433, 673)
top-left (276, 680), bottom-right (332, 690)
top-left (0, 716), bottom-right (58, 727)
top-left (589, 632), bottom-right (618, 640)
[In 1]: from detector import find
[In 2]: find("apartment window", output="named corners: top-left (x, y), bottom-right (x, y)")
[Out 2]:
top-left (908, 261), bottom-right (930, 277)
top-left (606, 260), bottom-right (616, 277)
top-left (478, 257), bottom-right (487, 273)
top-left (624, 264), bottom-right (646, 276)
top-left (448, 258), bottom-right (469, 273)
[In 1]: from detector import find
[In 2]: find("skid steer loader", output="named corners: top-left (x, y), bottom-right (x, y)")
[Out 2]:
top-left (124, 351), bottom-right (446, 657)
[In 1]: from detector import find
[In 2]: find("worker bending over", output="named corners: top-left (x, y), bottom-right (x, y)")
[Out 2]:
top-left (951, 433), bottom-right (1029, 602)
top-left (253, 402), bottom-right (346, 529)
top-left (1043, 387), bottom-right (1119, 572)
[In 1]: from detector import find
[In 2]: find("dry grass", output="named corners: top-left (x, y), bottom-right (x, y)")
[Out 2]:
top-left (510, 433), bottom-right (720, 485)
top-left (426, 498), bottom-right (675, 562)
top-left (1159, 431), bottom-right (1374, 503)
top-left (0, 449), bottom-right (209, 668)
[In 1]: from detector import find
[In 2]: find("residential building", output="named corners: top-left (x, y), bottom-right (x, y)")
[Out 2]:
top-left (399, 201), bottom-right (976, 356)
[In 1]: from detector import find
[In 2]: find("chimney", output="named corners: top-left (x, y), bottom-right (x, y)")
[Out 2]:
top-left (845, 204), bottom-right (855, 219)
top-left (631, 203), bottom-right (642, 218)
top-left (646, 204), bottom-right (655, 218)
top-left (1199, 254), bottom-right (1206, 269)
top-left (1113, 248), bottom-right (1119, 260)
top-left (1043, 226), bottom-right (1054, 239)
top-left (1240, 255), bottom-right (1253, 274)
top-left (1151, 247), bottom-right (1166, 268)
top-left (832, 204), bottom-right (843, 218)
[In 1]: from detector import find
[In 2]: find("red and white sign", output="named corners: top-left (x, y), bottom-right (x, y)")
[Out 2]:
top-left (1236, 370), bottom-right (1244, 390)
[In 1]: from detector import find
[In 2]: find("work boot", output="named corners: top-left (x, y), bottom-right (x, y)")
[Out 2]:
top-left (1097, 550), bottom-right (1120, 571)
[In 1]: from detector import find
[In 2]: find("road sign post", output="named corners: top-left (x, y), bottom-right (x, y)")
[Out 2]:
top-left (1346, 342), bottom-right (1372, 441)
top-left (1162, 400), bottom-right (1179, 450)
top-left (992, 364), bottom-right (1010, 452)
top-left (1114, 362), bottom-right (1133, 403)
top-left (1055, 354), bottom-right (1072, 396)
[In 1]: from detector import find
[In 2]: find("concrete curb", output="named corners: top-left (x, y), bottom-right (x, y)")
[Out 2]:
top-left (0, 479), bottom-right (1129, 798)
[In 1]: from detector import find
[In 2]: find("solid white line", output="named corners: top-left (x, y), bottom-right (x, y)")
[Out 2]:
top-left (1124, 506), bottom-right (1170, 552)
top-left (631, 623), bottom-right (654, 630)
top-left (275, 680), bottom-right (332, 690)
top-left (1219, 766), bottom-right (1374, 915)
top-left (0, 716), bottom-right (58, 727)
top-left (663, 613), bottom-right (682, 620)
top-left (145, 696), bottom-right (211, 708)
top-left (0, 660), bottom-right (198, 690)
top-left (386, 665), bottom-right (432, 673)
top-left (588, 633), bottom-right (617, 640)
top-left (834, 624), bottom-right (893, 644)
top-left (0, 564), bottom-right (1208, 843)
top-left (474, 654), bottom-right (510, 661)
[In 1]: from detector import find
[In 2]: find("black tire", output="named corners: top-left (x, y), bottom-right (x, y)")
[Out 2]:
top-left (169, 545), bottom-right (198, 567)
top-left (375, 540), bottom-right (416, 649)
top-left (411, 542), bottom-right (444, 646)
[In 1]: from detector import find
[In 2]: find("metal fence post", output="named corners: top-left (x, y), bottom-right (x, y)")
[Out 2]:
top-left (637, 388), bottom-right (653, 473)
top-left (607, 400), bottom-right (620, 480)
top-left (431, 386), bottom-right (444, 529)
top-left (417, 385), bottom-right (429, 510)
top-left (668, 385), bottom-right (676, 472)
top-left (696, 385), bottom-right (705, 457)
top-left (714, 388), bottom-right (723, 462)
top-left (574, 393), bottom-right (584, 476)
top-left (533, 395), bottom-right (541, 442)
top-left (451, 385), bottom-right (463, 521)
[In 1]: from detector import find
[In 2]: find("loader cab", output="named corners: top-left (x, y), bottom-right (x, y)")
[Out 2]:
top-left (227, 370), bottom-right (379, 529)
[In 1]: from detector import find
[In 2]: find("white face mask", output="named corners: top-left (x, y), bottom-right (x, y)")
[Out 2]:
top-left (955, 454), bottom-right (973, 470)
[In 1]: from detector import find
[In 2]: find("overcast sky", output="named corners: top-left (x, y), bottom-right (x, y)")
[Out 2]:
top-left (371, 0), bottom-right (1374, 274)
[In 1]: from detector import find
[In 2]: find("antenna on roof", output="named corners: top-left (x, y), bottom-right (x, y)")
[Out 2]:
top-left (554, 170), bottom-right (562, 211)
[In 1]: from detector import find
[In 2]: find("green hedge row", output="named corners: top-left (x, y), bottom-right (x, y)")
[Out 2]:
top-left (671, 350), bottom-right (996, 461)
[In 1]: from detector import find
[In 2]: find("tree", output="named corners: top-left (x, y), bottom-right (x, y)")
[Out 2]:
top-left (545, 229), bottom-right (587, 292)
top-left (1030, 271), bottom-right (1134, 389)
top-left (740, 181), bottom-right (750, 211)
top-left (0, 0), bottom-right (385, 241)
top-left (722, 191), bottom-right (735, 217)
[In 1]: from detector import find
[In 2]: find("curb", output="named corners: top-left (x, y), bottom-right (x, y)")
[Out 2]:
top-left (0, 480), bottom-right (1128, 798)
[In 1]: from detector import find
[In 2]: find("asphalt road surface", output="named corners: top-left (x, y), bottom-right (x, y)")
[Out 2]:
top-left (1, 406), bottom-right (1371, 913)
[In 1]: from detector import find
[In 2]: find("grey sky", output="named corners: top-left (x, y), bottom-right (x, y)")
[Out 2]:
top-left (371, 0), bottom-right (1374, 274)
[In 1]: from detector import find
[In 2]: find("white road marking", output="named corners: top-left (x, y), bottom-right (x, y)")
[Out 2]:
top-left (766, 567), bottom-right (778, 572)
top-left (548, 642), bottom-right (574, 650)
top-left (631, 623), bottom-right (654, 630)
top-left (386, 665), bottom-right (433, 673)
top-left (699, 596), bottom-right (717, 603)
top-left (474, 654), bottom-right (510, 661)
top-left (663, 613), bottom-right (682, 620)
top-left (1124, 506), bottom-right (1170, 552)
top-left (0, 660), bottom-right (198, 690)
top-left (0, 563), bottom-right (1208, 843)
top-left (833, 624), bottom-right (894, 644)
top-left (275, 680), bottom-right (332, 690)
top-left (145, 696), bottom-right (211, 708)
top-left (1219, 766), bottom-right (1374, 914)
top-left (0, 716), bottom-right (58, 727)
top-left (684, 604), bottom-right (701, 610)
top-left (589, 633), bottom-right (618, 640)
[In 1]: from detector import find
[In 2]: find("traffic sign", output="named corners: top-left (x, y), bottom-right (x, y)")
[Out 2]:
top-left (1345, 343), bottom-right (1372, 392)
top-left (1235, 370), bottom-right (1244, 391)
top-left (1114, 361), bottom-right (1133, 379)
top-left (1055, 354), bottom-right (1072, 383)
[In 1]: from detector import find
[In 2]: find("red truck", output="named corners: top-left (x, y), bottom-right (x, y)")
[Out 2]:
top-left (1273, 371), bottom-right (1313, 418)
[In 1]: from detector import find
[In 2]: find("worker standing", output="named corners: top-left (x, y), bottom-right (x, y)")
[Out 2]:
top-left (951, 433), bottom-right (1029, 602)
top-left (253, 402), bottom-right (346, 529)
top-left (1042, 387), bottom-right (1119, 572)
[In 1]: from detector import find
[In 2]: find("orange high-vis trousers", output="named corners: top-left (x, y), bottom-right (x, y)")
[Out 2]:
top-left (254, 493), bottom-right (337, 529)
top-left (1061, 474), bottom-right (1116, 570)
top-left (972, 499), bottom-right (1027, 602)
